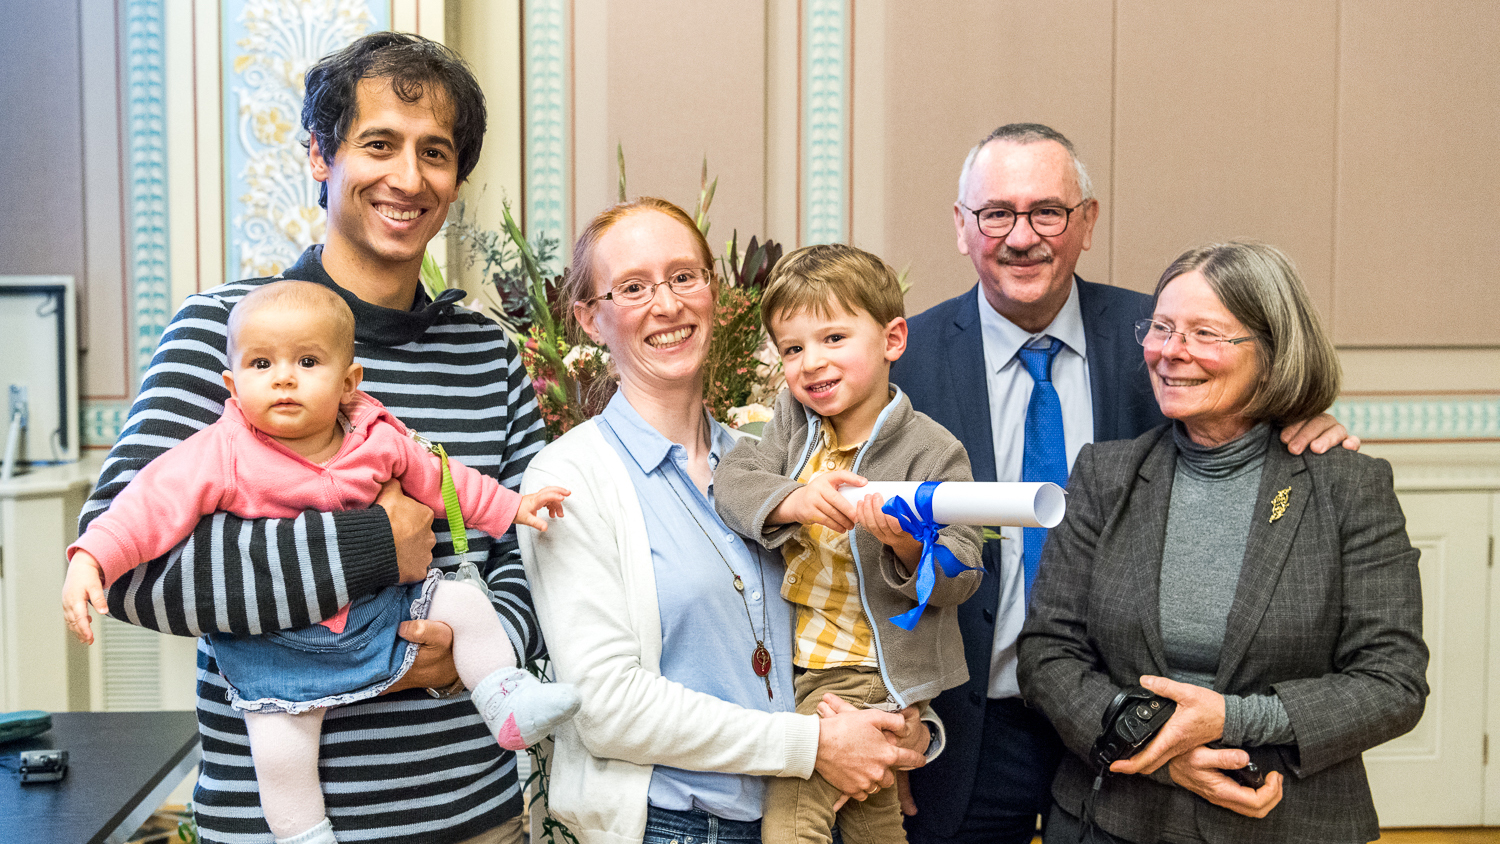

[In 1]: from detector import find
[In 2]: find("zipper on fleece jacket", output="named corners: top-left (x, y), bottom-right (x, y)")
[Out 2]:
top-left (791, 386), bottom-right (911, 709)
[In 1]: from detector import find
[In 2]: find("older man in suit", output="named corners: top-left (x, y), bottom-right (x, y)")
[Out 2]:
top-left (891, 124), bottom-right (1353, 844)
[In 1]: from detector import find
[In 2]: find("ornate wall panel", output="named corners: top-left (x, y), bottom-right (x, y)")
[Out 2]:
top-left (223, 0), bottom-right (388, 281)
top-left (802, 0), bottom-right (847, 245)
top-left (524, 0), bottom-right (567, 244)
top-left (126, 0), bottom-right (172, 383)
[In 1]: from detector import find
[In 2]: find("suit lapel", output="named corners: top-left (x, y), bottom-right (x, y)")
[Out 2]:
top-left (1078, 278), bottom-right (1128, 443)
top-left (1214, 443), bottom-right (1310, 688)
top-left (948, 288), bottom-right (996, 483)
top-left (1119, 430), bottom-right (1176, 675)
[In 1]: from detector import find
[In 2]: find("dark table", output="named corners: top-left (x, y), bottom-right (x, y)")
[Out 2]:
top-left (0, 711), bottom-right (200, 844)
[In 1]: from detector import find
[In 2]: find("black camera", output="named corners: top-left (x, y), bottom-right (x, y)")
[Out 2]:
top-left (19, 749), bottom-right (68, 784)
top-left (1089, 685), bottom-right (1176, 771)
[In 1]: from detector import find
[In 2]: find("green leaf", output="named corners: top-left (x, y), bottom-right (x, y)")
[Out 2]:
top-left (616, 142), bottom-right (627, 203)
top-left (419, 251), bottom-right (447, 301)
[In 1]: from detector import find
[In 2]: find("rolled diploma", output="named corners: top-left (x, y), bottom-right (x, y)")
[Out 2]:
top-left (838, 481), bottom-right (1066, 529)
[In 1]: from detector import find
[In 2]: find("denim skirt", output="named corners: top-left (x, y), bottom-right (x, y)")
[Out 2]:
top-left (208, 570), bottom-right (441, 714)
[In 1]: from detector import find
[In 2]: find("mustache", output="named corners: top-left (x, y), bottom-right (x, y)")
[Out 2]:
top-left (996, 244), bottom-right (1053, 264)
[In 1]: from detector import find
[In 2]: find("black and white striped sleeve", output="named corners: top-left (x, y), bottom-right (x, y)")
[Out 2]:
top-left (480, 342), bottom-right (548, 664)
top-left (83, 290), bottom-right (399, 637)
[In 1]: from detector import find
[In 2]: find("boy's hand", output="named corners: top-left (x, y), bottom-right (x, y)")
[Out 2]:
top-left (895, 769), bottom-right (917, 816)
top-left (514, 486), bottom-right (570, 532)
top-left (853, 494), bottom-right (923, 575)
top-left (769, 470), bottom-right (863, 532)
top-left (62, 551), bottom-right (108, 645)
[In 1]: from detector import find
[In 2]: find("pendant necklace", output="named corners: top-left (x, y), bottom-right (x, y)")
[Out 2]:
top-left (664, 428), bottom-right (775, 700)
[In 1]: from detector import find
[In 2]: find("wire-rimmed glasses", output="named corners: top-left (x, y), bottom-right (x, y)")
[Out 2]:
top-left (1133, 319), bottom-right (1256, 354)
top-left (586, 268), bottom-right (713, 307)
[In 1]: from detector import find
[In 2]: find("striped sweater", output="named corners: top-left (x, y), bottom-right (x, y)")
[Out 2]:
top-left (81, 247), bottom-right (546, 843)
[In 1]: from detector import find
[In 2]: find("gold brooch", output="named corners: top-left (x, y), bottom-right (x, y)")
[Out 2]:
top-left (1269, 486), bottom-right (1291, 523)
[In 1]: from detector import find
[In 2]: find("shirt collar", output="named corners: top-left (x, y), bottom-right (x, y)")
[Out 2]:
top-left (599, 390), bottom-right (729, 474)
top-left (976, 276), bottom-right (1089, 372)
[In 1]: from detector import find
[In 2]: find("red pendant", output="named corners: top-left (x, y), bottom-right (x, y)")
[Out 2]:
top-left (752, 643), bottom-right (773, 677)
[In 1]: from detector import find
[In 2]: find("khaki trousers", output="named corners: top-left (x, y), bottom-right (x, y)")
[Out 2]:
top-left (761, 666), bottom-right (909, 844)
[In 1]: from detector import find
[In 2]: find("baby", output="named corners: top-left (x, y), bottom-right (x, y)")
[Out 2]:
top-left (62, 280), bottom-right (579, 844)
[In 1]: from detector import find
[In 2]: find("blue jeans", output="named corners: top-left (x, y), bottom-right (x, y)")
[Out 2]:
top-left (642, 806), bottom-right (762, 844)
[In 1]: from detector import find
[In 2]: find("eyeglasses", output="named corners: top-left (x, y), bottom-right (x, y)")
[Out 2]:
top-left (958, 202), bottom-right (1086, 238)
top-left (586, 268), bottom-right (713, 307)
top-left (1134, 319), bottom-right (1255, 354)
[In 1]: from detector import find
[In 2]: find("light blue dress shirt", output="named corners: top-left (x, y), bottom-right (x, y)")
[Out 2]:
top-left (596, 392), bottom-right (796, 821)
top-left (977, 279), bottom-right (1095, 698)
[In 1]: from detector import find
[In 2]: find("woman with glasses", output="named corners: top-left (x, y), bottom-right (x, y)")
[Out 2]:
top-left (516, 198), bottom-right (930, 844)
top-left (1016, 241), bottom-right (1428, 843)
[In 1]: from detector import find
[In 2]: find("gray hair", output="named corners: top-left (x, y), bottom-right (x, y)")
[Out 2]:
top-left (1154, 241), bottom-right (1341, 425)
top-left (957, 123), bottom-right (1095, 204)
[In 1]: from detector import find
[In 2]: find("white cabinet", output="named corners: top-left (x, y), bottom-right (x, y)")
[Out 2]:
top-left (1363, 442), bottom-right (1500, 826)
top-left (0, 461), bottom-right (95, 711)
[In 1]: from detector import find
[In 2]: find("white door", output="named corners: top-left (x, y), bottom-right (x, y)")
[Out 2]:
top-left (1365, 490), bottom-right (1490, 826)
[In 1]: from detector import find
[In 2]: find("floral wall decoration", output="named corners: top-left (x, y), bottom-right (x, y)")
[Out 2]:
top-left (226, 0), bottom-right (384, 279)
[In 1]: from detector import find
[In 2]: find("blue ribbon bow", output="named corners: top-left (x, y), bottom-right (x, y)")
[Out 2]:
top-left (882, 481), bottom-right (970, 631)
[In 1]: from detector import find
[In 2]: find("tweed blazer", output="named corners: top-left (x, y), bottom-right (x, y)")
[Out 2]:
top-left (1017, 425), bottom-right (1429, 844)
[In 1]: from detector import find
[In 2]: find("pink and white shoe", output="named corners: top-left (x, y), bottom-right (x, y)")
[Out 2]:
top-left (470, 667), bottom-right (581, 751)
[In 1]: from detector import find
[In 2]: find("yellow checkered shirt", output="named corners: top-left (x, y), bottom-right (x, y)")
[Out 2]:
top-left (780, 425), bottom-right (878, 670)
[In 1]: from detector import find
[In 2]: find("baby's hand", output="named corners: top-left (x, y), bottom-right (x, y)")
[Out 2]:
top-left (854, 494), bottom-right (923, 573)
top-left (61, 551), bottom-right (108, 645)
top-left (770, 470), bottom-right (863, 532)
top-left (514, 486), bottom-right (570, 532)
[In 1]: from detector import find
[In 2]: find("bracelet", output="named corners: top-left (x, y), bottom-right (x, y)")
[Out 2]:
top-left (426, 678), bottom-right (466, 699)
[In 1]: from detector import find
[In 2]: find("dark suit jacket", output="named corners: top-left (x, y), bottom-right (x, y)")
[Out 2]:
top-left (891, 278), bottom-right (1164, 828)
top-left (1017, 426), bottom-right (1428, 844)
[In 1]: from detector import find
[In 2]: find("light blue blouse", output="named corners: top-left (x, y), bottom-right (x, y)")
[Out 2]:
top-left (597, 392), bottom-right (797, 821)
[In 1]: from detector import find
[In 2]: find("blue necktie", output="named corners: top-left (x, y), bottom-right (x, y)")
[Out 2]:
top-left (1018, 337), bottom-right (1066, 601)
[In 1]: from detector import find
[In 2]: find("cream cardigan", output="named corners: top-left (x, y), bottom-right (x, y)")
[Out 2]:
top-left (519, 420), bottom-right (820, 844)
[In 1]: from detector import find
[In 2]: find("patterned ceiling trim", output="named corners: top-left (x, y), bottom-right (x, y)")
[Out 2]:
top-left (223, 0), bottom-right (384, 282)
top-left (525, 0), bottom-right (567, 243)
top-left (804, 0), bottom-right (847, 245)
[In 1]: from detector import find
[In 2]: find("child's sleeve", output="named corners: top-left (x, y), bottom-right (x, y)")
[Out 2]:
top-left (69, 428), bottom-right (232, 586)
top-left (713, 408), bottom-right (806, 550)
top-left (388, 427), bottom-right (523, 538)
top-left (877, 436), bottom-right (984, 607)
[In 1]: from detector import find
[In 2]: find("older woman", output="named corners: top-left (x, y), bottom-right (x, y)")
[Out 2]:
top-left (1016, 241), bottom-right (1428, 844)
top-left (517, 198), bottom-right (928, 844)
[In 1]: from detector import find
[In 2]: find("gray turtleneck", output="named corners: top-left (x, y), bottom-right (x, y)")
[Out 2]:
top-left (1160, 422), bottom-right (1294, 748)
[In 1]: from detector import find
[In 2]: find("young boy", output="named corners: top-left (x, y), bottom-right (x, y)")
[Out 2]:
top-left (716, 244), bottom-right (983, 843)
top-left (62, 281), bottom-right (580, 844)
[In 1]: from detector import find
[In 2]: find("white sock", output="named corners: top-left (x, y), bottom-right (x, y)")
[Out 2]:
top-left (275, 817), bottom-right (336, 844)
top-left (470, 667), bottom-right (581, 750)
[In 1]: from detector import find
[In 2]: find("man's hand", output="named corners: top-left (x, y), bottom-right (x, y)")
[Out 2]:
top-left (1168, 745), bottom-right (1284, 818)
top-left (1110, 675), bottom-right (1225, 776)
top-left (376, 480), bottom-right (436, 583)
top-left (1280, 412), bottom-right (1360, 455)
top-left (852, 494), bottom-right (923, 574)
top-left (514, 485), bottom-right (570, 532)
top-left (769, 470), bottom-right (863, 532)
top-left (381, 619), bottom-right (458, 695)
top-left (61, 551), bottom-right (108, 645)
top-left (814, 705), bottom-right (924, 802)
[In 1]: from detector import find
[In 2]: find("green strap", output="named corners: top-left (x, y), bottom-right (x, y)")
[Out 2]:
top-left (428, 440), bottom-right (470, 558)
